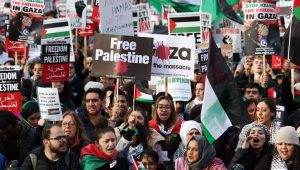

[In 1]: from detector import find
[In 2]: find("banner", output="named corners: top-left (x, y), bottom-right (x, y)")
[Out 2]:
top-left (91, 33), bottom-right (153, 80)
top-left (66, 0), bottom-right (87, 28)
top-left (78, 5), bottom-right (95, 37)
top-left (42, 18), bottom-right (75, 62)
top-left (168, 12), bottom-right (211, 74)
top-left (139, 33), bottom-right (195, 79)
top-left (156, 77), bottom-right (191, 101)
top-left (41, 43), bottom-right (70, 83)
top-left (8, 0), bottom-right (45, 44)
top-left (100, 0), bottom-right (134, 36)
top-left (0, 66), bottom-right (22, 117)
top-left (243, 2), bottom-right (280, 55)
top-left (37, 87), bottom-right (63, 121)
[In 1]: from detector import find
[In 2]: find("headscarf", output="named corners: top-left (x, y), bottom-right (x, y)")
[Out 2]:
top-left (180, 120), bottom-right (202, 146)
top-left (186, 135), bottom-right (216, 170)
top-left (246, 123), bottom-right (271, 143)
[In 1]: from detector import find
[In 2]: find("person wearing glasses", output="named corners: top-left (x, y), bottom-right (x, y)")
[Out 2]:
top-left (61, 111), bottom-right (90, 159)
top-left (149, 96), bottom-right (182, 166)
top-left (21, 124), bottom-right (80, 169)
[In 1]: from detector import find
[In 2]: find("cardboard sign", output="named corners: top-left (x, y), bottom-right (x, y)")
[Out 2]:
top-left (78, 24), bottom-right (95, 37)
top-left (66, 0), bottom-right (87, 28)
top-left (5, 38), bottom-right (26, 52)
top-left (91, 33), bottom-right (153, 80)
top-left (42, 18), bottom-right (75, 62)
top-left (41, 44), bottom-right (70, 83)
top-left (100, 0), bottom-right (134, 36)
top-left (8, 0), bottom-right (45, 44)
top-left (37, 87), bottom-right (63, 121)
top-left (0, 66), bottom-right (22, 117)
top-left (56, 2), bottom-right (66, 18)
top-left (243, 2), bottom-right (280, 55)
top-left (139, 33), bottom-right (195, 79)
top-left (156, 77), bottom-right (192, 101)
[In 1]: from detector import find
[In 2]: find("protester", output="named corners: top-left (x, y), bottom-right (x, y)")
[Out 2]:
top-left (76, 88), bottom-right (109, 140)
top-left (140, 149), bottom-right (166, 170)
top-left (175, 135), bottom-right (226, 170)
top-left (244, 98), bottom-right (257, 122)
top-left (52, 81), bottom-right (76, 110)
top-left (236, 98), bottom-right (280, 149)
top-left (228, 123), bottom-right (273, 170)
top-left (80, 126), bottom-right (129, 169)
top-left (185, 81), bottom-right (204, 115)
top-left (115, 108), bottom-right (164, 167)
top-left (256, 126), bottom-right (300, 169)
top-left (69, 62), bottom-right (85, 108)
top-left (61, 111), bottom-right (90, 159)
top-left (21, 124), bottom-right (80, 169)
top-left (173, 120), bottom-right (202, 161)
top-left (108, 90), bottom-right (129, 127)
top-left (149, 96), bottom-right (182, 165)
top-left (243, 82), bottom-right (263, 101)
top-left (21, 101), bottom-right (40, 128)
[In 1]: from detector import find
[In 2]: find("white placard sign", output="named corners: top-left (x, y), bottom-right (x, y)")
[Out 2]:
top-left (37, 87), bottom-right (63, 121)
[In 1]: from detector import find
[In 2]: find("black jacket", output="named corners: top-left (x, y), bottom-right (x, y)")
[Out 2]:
top-left (228, 144), bottom-right (274, 170)
top-left (21, 146), bottom-right (80, 170)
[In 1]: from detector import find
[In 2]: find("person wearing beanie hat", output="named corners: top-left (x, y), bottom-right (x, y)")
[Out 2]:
top-left (265, 126), bottom-right (300, 170)
top-left (228, 123), bottom-right (274, 170)
top-left (22, 101), bottom-right (40, 127)
top-left (84, 81), bottom-right (104, 91)
top-left (173, 121), bottom-right (202, 161)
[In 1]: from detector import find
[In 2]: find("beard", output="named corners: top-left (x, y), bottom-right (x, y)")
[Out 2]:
top-left (49, 142), bottom-right (68, 154)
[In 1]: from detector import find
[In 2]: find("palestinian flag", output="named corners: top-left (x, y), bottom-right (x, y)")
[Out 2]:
top-left (294, 0), bottom-right (300, 20)
top-left (42, 18), bottom-right (71, 39)
top-left (201, 38), bottom-right (248, 144)
top-left (169, 14), bottom-right (202, 33)
top-left (131, 155), bottom-right (146, 170)
top-left (146, 0), bottom-right (242, 24)
top-left (134, 86), bottom-right (154, 103)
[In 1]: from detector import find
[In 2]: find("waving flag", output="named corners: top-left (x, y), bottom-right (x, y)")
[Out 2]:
top-left (201, 38), bottom-right (248, 144)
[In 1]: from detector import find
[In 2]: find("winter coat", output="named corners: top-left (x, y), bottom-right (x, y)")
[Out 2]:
top-left (21, 146), bottom-right (80, 170)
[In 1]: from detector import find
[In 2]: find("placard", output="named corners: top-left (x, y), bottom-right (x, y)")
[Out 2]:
top-left (66, 0), bottom-right (87, 28)
top-left (156, 77), bottom-right (192, 101)
top-left (8, 0), bottom-right (44, 44)
top-left (37, 87), bottom-right (63, 121)
top-left (139, 33), bottom-right (195, 79)
top-left (100, 0), bottom-right (134, 36)
top-left (91, 33), bottom-right (153, 80)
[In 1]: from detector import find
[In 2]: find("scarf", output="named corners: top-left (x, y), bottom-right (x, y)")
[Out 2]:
top-left (270, 153), bottom-right (288, 170)
top-left (186, 136), bottom-right (216, 170)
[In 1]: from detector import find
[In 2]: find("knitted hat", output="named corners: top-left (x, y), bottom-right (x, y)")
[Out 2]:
top-left (275, 126), bottom-right (299, 146)
top-left (21, 101), bottom-right (40, 119)
top-left (180, 120), bottom-right (202, 146)
top-left (246, 123), bottom-right (270, 143)
top-left (84, 81), bottom-right (104, 91)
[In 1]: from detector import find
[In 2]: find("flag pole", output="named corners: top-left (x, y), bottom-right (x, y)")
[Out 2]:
top-left (133, 81), bottom-right (136, 111)
top-left (75, 28), bottom-right (78, 53)
top-left (164, 77), bottom-right (168, 96)
top-left (14, 51), bottom-right (18, 65)
top-left (84, 36), bottom-right (88, 58)
top-left (116, 78), bottom-right (119, 102)
top-left (287, 14), bottom-right (293, 60)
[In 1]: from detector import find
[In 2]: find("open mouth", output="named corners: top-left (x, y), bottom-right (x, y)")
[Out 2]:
top-left (253, 138), bottom-right (259, 143)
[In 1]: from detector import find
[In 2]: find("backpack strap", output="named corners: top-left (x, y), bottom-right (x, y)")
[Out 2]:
top-left (29, 153), bottom-right (37, 170)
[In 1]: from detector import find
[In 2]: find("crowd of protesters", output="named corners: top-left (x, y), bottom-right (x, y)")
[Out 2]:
top-left (0, 6), bottom-right (300, 170)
